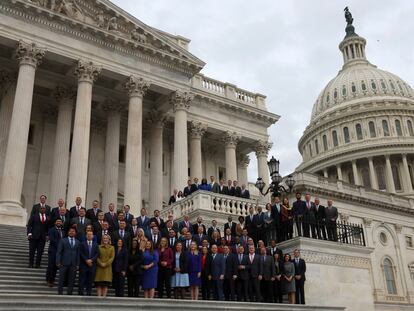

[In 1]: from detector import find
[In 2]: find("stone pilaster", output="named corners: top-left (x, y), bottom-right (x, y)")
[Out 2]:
top-left (171, 91), bottom-right (193, 190)
top-left (102, 99), bottom-right (122, 211)
top-left (401, 154), bottom-right (413, 193)
top-left (337, 164), bottom-right (343, 181)
top-left (189, 121), bottom-right (207, 180)
top-left (237, 154), bottom-right (250, 186)
top-left (66, 60), bottom-right (101, 204)
top-left (352, 160), bottom-right (361, 186)
top-left (255, 140), bottom-right (272, 188)
top-left (123, 75), bottom-right (150, 215)
top-left (0, 41), bottom-right (46, 226)
top-left (222, 131), bottom-right (240, 181)
top-left (384, 155), bottom-right (396, 193)
top-left (368, 157), bottom-right (378, 190)
top-left (49, 86), bottom-right (75, 205)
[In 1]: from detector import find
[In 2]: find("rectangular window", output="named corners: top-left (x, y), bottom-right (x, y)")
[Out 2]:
top-left (406, 236), bottom-right (413, 248)
top-left (119, 145), bottom-right (126, 163)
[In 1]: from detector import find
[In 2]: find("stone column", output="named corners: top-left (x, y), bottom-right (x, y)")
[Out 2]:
top-left (123, 75), bottom-right (150, 215)
top-left (0, 41), bottom-right (45, 225)
top-left (147, 109), bottom-right (166, 213)
top-left (336, 164), bottom-right (343, 181)
top-left (223, 131), bottom-right (240, 181)
top-left (323, 168), bottom-right (329, 178)
top-left (401, 154), bottom-right (413, 193)
top-left (384, 155), bottom-right (396, 193)
top-left (237, 154), bottom-right (250, 186)
top-left (352, 160), bottom-right (361, 186)
top-left (367, 157), bottom-right (378, 190)
top-left (170, 91), bottom-right (193, 190)
top-left (49, 86), bottom-right (75, 205)
top-left (255, 139), bottom-right (272, 186)
top-left (0, 71), bottom-right (17, 179)
top-left (102, 99), bottom-right (122, 210)
top-left (189, 121), bottom-right (207, 181)
top-left (66, 60), bottom-right (101, 204)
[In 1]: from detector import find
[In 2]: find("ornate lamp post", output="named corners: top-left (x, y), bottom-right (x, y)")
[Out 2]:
top-left (255, 156), bottom-right (295, 197)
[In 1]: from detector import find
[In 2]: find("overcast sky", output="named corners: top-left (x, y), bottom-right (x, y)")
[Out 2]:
top-left (112, 0), bottom-right (414, 181)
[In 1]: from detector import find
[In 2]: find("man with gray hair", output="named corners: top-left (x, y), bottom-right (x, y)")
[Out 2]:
top-left (325, 199), bottom-right (338, 241)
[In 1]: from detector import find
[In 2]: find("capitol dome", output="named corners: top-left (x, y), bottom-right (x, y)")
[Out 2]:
top-left (297, 13), bottom-right (414, 198)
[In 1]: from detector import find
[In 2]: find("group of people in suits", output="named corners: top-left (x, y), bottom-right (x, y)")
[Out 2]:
top-left (27, 194), bottom-right (309, 304)
top-left (169, 176), bottom-right (251, 205)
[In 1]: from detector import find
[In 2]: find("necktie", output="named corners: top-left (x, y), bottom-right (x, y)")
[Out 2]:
top-left (153, 235), bottom-right (156, 244)
top-left (58, 228), bottom-right (62, 238)
top-left (70, 238), bottom-right (74, 248)
top-left (88, 241), bottom-right (92, 257)
top-left (187, 240), bottom-right (190, 248)
top-left (213, 254), bottom-right (216, 260)
top-left (62, 216), bottom-right (65, 222)
top-left (239, 254), bottom-right (242, 263)
top-left (170, 238), bottom-right (173, 245)
top-left (120, 230), bottom-right (124, 238)
top-left (41, 214), bottom-right (45, 224)
top-left (250, 255), bottom-right (253, 263)
top-left (80, 218), bottom-right (83, 225)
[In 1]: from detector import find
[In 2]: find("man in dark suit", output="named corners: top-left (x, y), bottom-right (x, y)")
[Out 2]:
top-left (272, 196), bottom-right (283, 242)
top-left (46, 218), bottom-right (65, 286)
top-left (208, 245), bottom-right (225, 301)
top-left (123, 204), bottom-right (134, 225)
top-left (303, 193), bottom-right (317, 238)
top-left (31, 194), bottom-right (52, 216)
top-left (162, 220), bottom-right (176, 237)
top-left (223, 228), bottom-right (234, 246)
top-left (51, 206), bottom-right (70, 232)
top-left (227, 179), bottom-right (235, 196)
top-left (93, 211), bottom-right (105, 235)
top-left (136, 207), bottom-right (150, 233)
top-left (247, 245), bottom-right (262, 302)
top-left (79, 231), bottom-right (98, 296)
top-left (56, 227), bottom-right (80, 295)
top-left (267, 239), bottom-right (283, 260)
top-left (223, 245), bottom-right (237, 301)
top-left (167, 229), bottom-right (178, 249)
top-left (104, 203), bottom-right (118, 231)
top-left (183, 180), bottom-right (192, 197)
top-left (190, 177), bottom-right (200, 194)
top-left (245, 207), bottom-right (256, 242)
top-left (210, 176), bottom-right (220, 193)
top-left (235, 245), bottom-right (250, 301)
top-left (27, 205), bottom-right (50, 268)
top-left (314, 197), bottom-right (327, 240)
top-left (218, 179), bottom-right (228, 195)
top-left (260, 247), bottom-right (275, 302)
top-left (207, 219), bottom-right (220, 238)
top-left (193, 226), bottom-right (208, 250)
top-left (240, 184), bottom-right (250, 199)
top-left (168, 189), bottom-right (178, 205)
top-left (147, 226), bottom-right (161, 249)
top-left (254, 206), bottom-right (265, 244)
top-left (85, 200), bottom-right (101, 223)
top-left (182, 231), bottom-right (193, 252)
top-left (224, 216), bottom-right (237, 237)
top-left (293, 192), bottom-right (306, 237)
top-left (129, 218), bottom-right (139, 237)
top-left (69, 196), bottom-right (84, 219)
top-left (96, 221), bottom-right (111, 245)
top-left (233, 181), bottom-right (242, 197)
top-left (112, 220), bottom-right (132, 249)
top-left (50, 198), bottom-right (65, 221)
top-left (150, 209), bottom-right (164, 230)
top-left (325, 199), bottom-right (338, 241)
top-left (70, 208), bottom-right (90, 240)
top-left (179, 215), bottom-right (193, 234)
top-left (293, 249), bottom-right (306, 304)
top-left (192, 216), bottom-right (206, 235)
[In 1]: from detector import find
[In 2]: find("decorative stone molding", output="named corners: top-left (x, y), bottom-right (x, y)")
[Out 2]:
top-left (188, 121), bottom-right (207, 139)
top-left (222, 131), bottom-right (240, 148)
top-left (53, 85), bottom-right (76, 104)
top-left (146, 109), bottom-right (167, 128)
top-left (238, 154), bottom-right (250, 168)
top-left (170, 91), bottom-right (194, 112)
top-left (394, 223), bottom-right (403, 234)
top-left (363, 218), bottom-right (373, 227)
top-left (102, 98), bottom-right (124, 114)
top-left (124, 75), bottom-right (150, 98)
top-left (15, 40), bottom-right (46, 68)
top-left (74, 60), bottom-right (101, 83)
top-left (90, 117), bottom-right (106, 135)
top-left (300, 250), bottom-right (371, 269)
top-left (339, 212), bottom-right (350, 222)
top-left (254, 139), bottom-right (272, 157)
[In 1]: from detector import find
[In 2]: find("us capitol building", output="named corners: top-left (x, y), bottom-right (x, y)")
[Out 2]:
top-left (0, 1), bottom-right (413, 310)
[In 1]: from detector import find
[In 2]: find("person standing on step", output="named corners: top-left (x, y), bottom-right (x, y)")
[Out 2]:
top-left (95, 234), bottom-right (115, 297)
top-left (293, 249), bottom-right (306, 305)
top-left (46, 218), bottom-right (65, 286)
top-left (79, 230), bottom-right (98, 296)
top-left (27, 204), bottom-right (50, 268)
top-left (208, 244), bottom-right (225, 301)
top-left (113, 238), bottom-right (129, 297)
top-left (56, 227), bottom-right (80, 295)
top-left (30, 194), bottom-right (51, 216)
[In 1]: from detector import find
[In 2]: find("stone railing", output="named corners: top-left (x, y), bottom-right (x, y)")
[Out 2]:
top-left (160, 190), bottom-right (266, 221)
top-left (191, 73), bottom-right (267, 110)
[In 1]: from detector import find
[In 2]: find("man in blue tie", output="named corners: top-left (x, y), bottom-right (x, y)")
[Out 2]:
top-left (56, 227), bottom-right (80, 295)
top-left (208, 245), bottom-right (225, 301)
top-left (46, 218), bottom-right (65, 287)
top-left (79, 231), bottom-right (98, 296)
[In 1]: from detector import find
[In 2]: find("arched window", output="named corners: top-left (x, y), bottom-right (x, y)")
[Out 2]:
top-left (315, 139), bottom-right (319, 154)
top-left (376, 166), bottom-right (386, 190)
top-left (392, 165), bottom-right (402, 191)
top-left (323, 135), bottom-right (328, 151)
top-left (369, 121), bottom-right (377, 138)
top-left (356, 123), bottom-right (363, 140)
top-left (361, 168), bottom-right (371, 188)
top-left (407, 120), bottom-right (414, 136)
top-left (343, 127), bottom-right (350, 143)
top-left (382, 120), bottom-right (390, 137)
top-left (395, 120), bottom-right (403, 136)
top-left (383, 258), bottom-right (397, 295)
top-left (332, 130), bottom-right (338, 147)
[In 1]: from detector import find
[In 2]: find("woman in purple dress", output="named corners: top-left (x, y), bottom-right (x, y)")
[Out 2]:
top-left (187, 241), bottom-right (202, 300)
top-left (142, 240), bottom-right (159, 298)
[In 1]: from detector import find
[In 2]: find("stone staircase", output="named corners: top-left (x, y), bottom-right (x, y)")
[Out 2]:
top-left (0, 224), bottom-right (344, 311)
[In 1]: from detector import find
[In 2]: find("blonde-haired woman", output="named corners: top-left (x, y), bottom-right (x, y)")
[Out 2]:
top-left (136, 228), bottom-right (148, 251)
top-left (95, 234), bottom-right (115, 297)
top-left (187, 241), bottom-right (202, 300)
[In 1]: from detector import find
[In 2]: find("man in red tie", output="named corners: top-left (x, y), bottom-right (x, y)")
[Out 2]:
top-left (30, 194), bottom-right (51, 216)
top-left (27, 205), bottom-right (49, 268)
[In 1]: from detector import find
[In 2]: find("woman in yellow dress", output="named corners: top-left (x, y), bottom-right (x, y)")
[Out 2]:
top-left (95, 234), bottom-right (115, 297)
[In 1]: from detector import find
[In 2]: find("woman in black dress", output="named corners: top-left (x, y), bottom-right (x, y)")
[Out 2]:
top-left (127, 239), bottom-right (143, 297)
top-left (113, 238), bottom-right (128, 297)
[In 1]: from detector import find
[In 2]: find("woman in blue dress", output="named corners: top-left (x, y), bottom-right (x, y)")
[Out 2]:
top-left (198, 178), bottom-right (212, 191)
top-left (187, 241), bottom-right (202, 300)
top-left (171, 242), bottom-right (189, 299)
top-left (142, 240), bottom-right (159, 298)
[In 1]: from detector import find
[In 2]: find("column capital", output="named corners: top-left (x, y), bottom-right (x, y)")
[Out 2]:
top-left (394, 223), bottom-right (403, 234)
top-left (189, 121), bottom-right (207, 139)
top-left (362, 217), bottom-right (373, 227)
top-left (222, 131), bottom-right (240, 148)
top-left (254, 139), bottom-right (272, 157)
top-left (170, 90), bottom-right (194, 112)
top-left (384, 154), bottom-right (391, 160)
top-left (75, 60), bottom-right (101, 83)
top-left (102, 97), bottom-right (124, 114)
top-left (54, 85), bottom-right (76, 105)
top-left (124, 75), bottom-right (150, 98)
top-left (238, 154), bottom-right (250, 168)
top-left (16, 40), bottom-right (46, 68)
top-left (146, 109), bottom-right (167, 128)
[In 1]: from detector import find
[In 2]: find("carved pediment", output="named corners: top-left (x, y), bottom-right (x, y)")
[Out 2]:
top-left (6, 0), bottom-right (205, 75)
